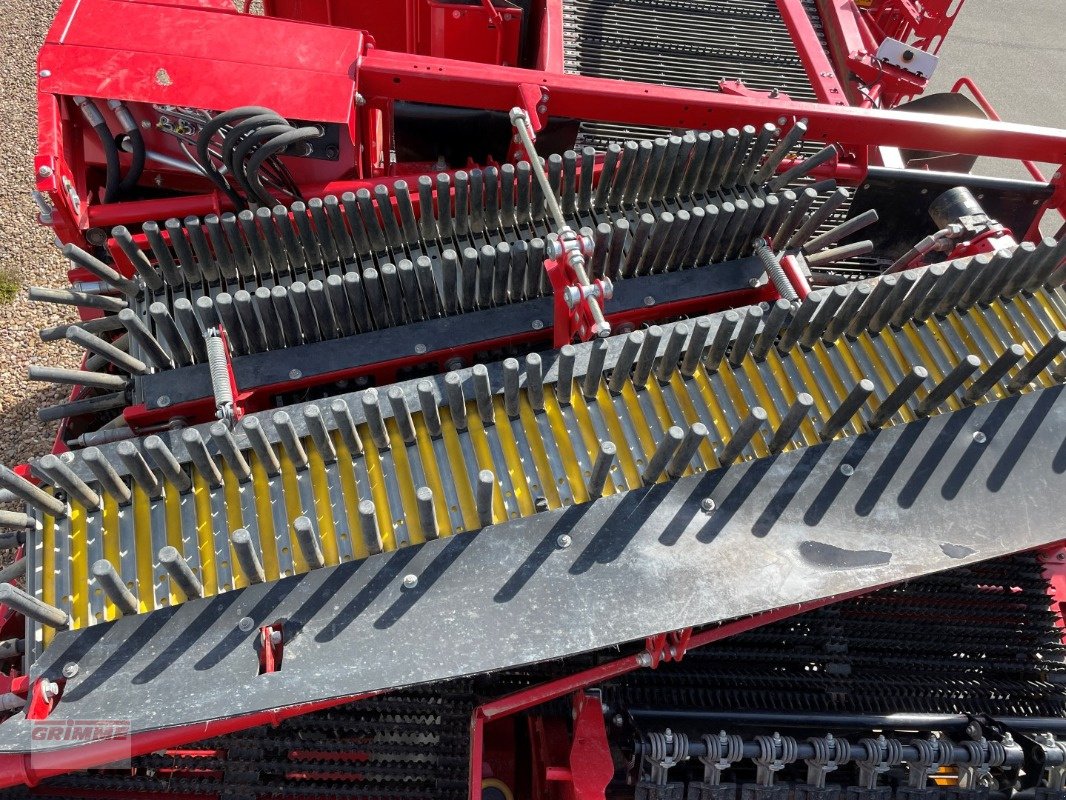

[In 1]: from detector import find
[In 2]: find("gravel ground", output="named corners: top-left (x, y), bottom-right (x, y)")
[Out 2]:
top-left (0, 0), bottom-right (78, 470)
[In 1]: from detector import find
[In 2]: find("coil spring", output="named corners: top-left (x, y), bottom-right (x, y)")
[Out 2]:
top-left (205, 328), bottom-right (234, 420)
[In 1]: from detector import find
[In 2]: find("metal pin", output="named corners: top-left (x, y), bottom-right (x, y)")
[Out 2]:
top-left (643, 426), bottom-right (685, 484)
top-left (324, 195), bottom-right (353, 263)
top-left (28, 285), bottom-right (127, 313)
top-left (657, 323), bottom-right (688, 383)
top-left (415, 255), bottom-right (441, 317)
top-left (577, 146), bottom-right (596, 212)
top-left (868, 367), bottom-right (928, 428)
top-left (916, 355), bottom-right (981, 415)
top-left (501, 359), bottom-right (521, 418)
top-left (445, 372), bottom-right (468, 431)
top-left (268, 410), bottom-right (306, 469)
top-left (37, 391), bottom-right (126, 423)
top-left (434, 172), bottom-right (454, 238)
top-left (473, 364), bottom-right (495, 425)
top-left (181, 428), bottom-right (222, 487)
top-left (330, 398), bottom-right (364, 455)
top-left (950, 257), bottom-right (988, 312)
top-left (165, 217), bottom-right (201, 281)
top-left (1030, 236), bottom-right (1066, 290)
top-left (141, 220), bottom-right (182, 286)
top-left (362, 389), bottom-right (390, 449)
top-left (964, 345), bottom-right (1026, 404)
top-left (680, 317), bottom-right (712, 377)
top-left (718, 406), bottom-right (768, 462)
top-left (394, 180), bottom-right (420, 243)
top-left (678, 206), bottom-right (706, 267)
top-left (65, 326), bottom-right (148, 376)
top-left (729, 307), bottom-right (762, 367)
top-left (771, 188), bottom-right (819, 250)
top-left (869, 275), bottom-right (917, 334)
top-left (186, 216), bottom-right (221, 281)
top-left (557, 345), bottom-right (576, 406)
top-left (804, 209), bottom-right (880, 255)
top-left (819, 380), bottom-right (875, 440)
top-left (493, 242), bottom-right (512, 306)
top-left (292, 515), bottom-right (325, 569)
top-left (326, 274), bottom-right (355, 337)
top-left (667, 423), bottom-right (708, 478)
top-left (613, 141), bottom-right (639, 206)
top-left (587, 441), bottom-right (617, 500)
top-left (362, 267), bottom-right (386, 328)
top-left (787, 188), bottom-right (850, 250)
top-left (407, 486), bottom-right (437, 542)
top-left (527, 239), bottom-right (546, 299)
top-left (243, 416), bottom-right (282, 475)
top-left (304, 405), bottom-right (336, 463)
top-left (891, 266), bottom-right (940, 327)
top-left (83, 446), bottom-right (131, 503)
top-left (754, 299), bottom-right (792, 359)
top-left (560, 151), bottom-right (576, 216)
top-left (38, 454), bottom-right (100, 509)
top-left (708, 128), bottom-right (740, 192)
top-left (287, 282), bottom-right (319, 343)
top-left (308, 279), bottom-right (340, 338)
top-left (739, 123), bottom-right (777, 186)
top-left (234, 209), bottom-right (270, 276)
top-left (767, 393), bottom-right (814, 454)
top-left (0, 583), bottom-right (68, 628)
top-left (412, 381), bottom-right (441, 439)
top-left (459, 247), bottom-right (478, 311)
top-left (28, 365), bottom-right (127, 391)
top-left (385, 387), bottom-right (416, 445)
top-left (250, 287), bottom-right (282, 350)
top-left (260, 206), bottom-right (293, 272)
top-left (769, 143), bottom-right (838, 192)
top-left (144, 435), bottom-right (191, 493)
top-left (723, 125), bottom-right (756, 188)
top-left (637, 139), bottom-right (664, 203)
top-left (219, 212), bottom-right (253, 279)
top-left (470, 167), bottom-right (486, 233)
top-left (705, 310), bottom-right (740, 372)
top-left (807, 240), bottom-right (875, 268)
top-left (215, 293), bottom-right (249, 355)
top-left (583, 338), bottom-right (609, 399)
top-left (694, 129), bottom-right (726, 195)
top-left (415, 176), bottom-right (437, 241)
top-left (210, 422), bottom-right (252, 481)
top-left (380, 262), bottom-right (407, 325)
top-left (680, 131), bottom-right (711, 197)
top-left (610, 332), bottom-right (644, 395)
top-left (590, 223), bottom-right (611, 279)
top-left (226, 290), bottom-right (263, 354)
top-left (509, 240), bottom-right (528, 302)
top-left (453, 170), bottom-right (470, 235)
top-left (117, 308), bottom-right (173, 370)
top-left (999, 242), bottom-right (1038, 298)
top-left (756, 194), bottom-right (782, 241)
top-left (474, 245), bottom-right (495, 308)
top-left (92, 559), bottom-right (139, 615)
top-left (755, 120), bottom-right (807, 185)
top-left (476, 470), bottom-right (495, 527)
top-left (159, 546), bottom-right (203, 598)
top-left (1007, 332), bottom-right (1066, 391)
top-left (374, 183), bottom-right (403, 247)
top-left (358, 500), bottom-right (383, 555)
top-left (397, 260), bottom-right (423, 322)
top-left (356, 188), bottom-right (387, 251)
top-left (516, 161), bottom-right (532, 222)
top-left (604, 218), bottom-right (628, 280)
top-left (40, 315), bottom-right (123, 342)
top-left (276, 204), bottom-right (310, 269)
top-left (592, 144), bottom-right (619, 209)
top-left (623, 213), bottom-right (655, 278)
top-left (174, 297), bottom-right (210, 361)
top-left (978, 250), bottom-right (1016, 305)
top-left (66, 242), bottom-right (140, 296)
top-left (116, 440), bottom-right (162, 497)
top-left (631, 326), bottom-right (662, 389)
top-left (525, 353), bottom-right (545, 412)
top-left (231, 529), bottom-right (265, 584)
top-left (441, 249), bottom-right (460, 315)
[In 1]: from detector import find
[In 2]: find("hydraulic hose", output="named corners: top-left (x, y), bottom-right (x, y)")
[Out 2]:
top-left (221, 113), bottom-right (287, 178)
top-left (195, 106), bottom-right (282, 207)
top-left (246, 126), bottom-right (321, 206)
top-left (74, 97), bottom-right (121, 204)
top-left (107, 100), bottom-right (145, 194)
top-left (231, 123), bottom-right (293, 200)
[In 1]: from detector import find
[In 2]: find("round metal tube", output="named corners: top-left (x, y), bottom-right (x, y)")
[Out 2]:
top-left (359, 500), bottom-right (383, 554)
top-left (769, 393), bottom-right (814, 454)
top-left (643, 426), bottom-right (685, 485)
top-left (705, 310), bottom-right (740, 372)
top-left (1007, 331), bottom-right (1066, 391)
top-left (917, 355), bottom-right (982, 415)
top-left (819, 380), bottom-right (875, 440)
top-left (609, 332), bottom-right (644, 395)
top-left (92, 559), bottom-right (138, 615)
top-left (476, 470), bottom-right (495, 527)
top-left (418, 381), bottom-right (442, 438)
top-left (273, 411), bottom-right (309, 468)
top-left (64, 242), bottom-right (140, 296)
top-left (680, 317), bottom-right (712, 378)
top-left (800, 285), bottom-right (848, 348)
top-left (633, 327), bottom-right (662, 389)
top-left (181, 428), bottom-right (223, 487)
top-left (502, 359), bottom-right (521, 419)
top-left (66, 326), bottom-right (147, 375)
top-left (293, 515), bottom-right (325, 569)
top-left (83, 446), bottom-right (131, 503)
top-left (870, 273), bottom-right (917, 333)
top-left (144, 435), bottom-right (191, 493)
top-left (445, 373), bottom-right (468, 430)
top-left (753, 300), bottom-right (791, 360)
top-left (729, 307), bottom-right (762, 368)
top-left (388, 387), bottom-right (417, 444)
top-left (719, 407), bottom-right (768, 465)
top-left (415, 487), bottom-right (439, 541)
top-left (362, 389), bottom-right (390, 449)
top-left (0, 510), bottom-right (30, 530)
top-left (473, 364), bottom-right (495, 425)
top-left (117, 440), bottom-right (162, 497)
top-left (231, 529), bottom-right (265, 584)
top-left (583, 338), bottom-right (609, 399)
top-left (38, 454), bottom-right (100, 509)
top-left (330, 399), bottom-right (364, 455)
top-left (821, 283), bottom-right (870, 343)
top-left (304, 405), bottom-right (336, 464)
top-left (657, 323), bottom-right (688, 383)
top-left (210, 422), bottom-right (252, 481)
top-left (525, 353), bottom-right (545, 412)
top-left (0, 583), bottom-right (69, 628)
top-left (588, 441), bottom-right (617, 500)
top-left (29, 286), bottom-right (127, 313)
top-left (868, 367), bottom-right (929, 428)
top-left (964, 345), bottom-right (1026, 404)
top-left (556, 345), bottom-right (576, 406)
top-left (667, 423), bottom-right (708, 478)
top-left (159, 545), bottom-right (204, 598)
top-left (149, 302), bottom-right (194, 366)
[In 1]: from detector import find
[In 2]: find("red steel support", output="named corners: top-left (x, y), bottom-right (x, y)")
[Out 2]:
top-left (774, 0), bottom-right (849, 105)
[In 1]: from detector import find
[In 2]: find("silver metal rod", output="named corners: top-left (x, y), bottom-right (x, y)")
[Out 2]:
top-left (476, 469), bottom-right (495, 527)
top-left (754, 299), bottom-right (793, 360)
top-left (388, 387), bottom-right (417, 444)
top-left (667, 423), bottom-right (708, 478)
top-left (786, 188), bottom-right (850, 251)
top-left (64, 242), bottom-right (140, 296)
top-left (609, 332), bottom-right (643, 395)
top-left (729, 307), bottom-right (762, 368)
top-left (1007, 332), bottom-right (1066, 391)
top-left (362, 388), bottom-right (390, 449)
top-left (445, 372), bottom-right (468, 430)
top-left (588, 440), bottom-right (616, 500)
top-left (868, 367), bottom-right (928, 428)
top-left (92, 559), bottom-right (138, 615)
top-left (769, 143), bottom-right (838, 192)
top-left (83, 446), bottom-right (131, 503)
top-left (0, 464), bottom-right (65, 518)
top-left (415, 487), bottom-right (439, 541)
top-left (643, 425), bottom-right (684, 485)
top-left (964, 345), bottom-right (1025, 404)
top-left (719, 407), bottom-right (768, 465)
top-left (526, 353), bottom-right (545, 412)
top-left (557, 345), bottom-right (576, 406)
top-left (232, 528), bottom-right (265, 584)
top-left (181, 428), bottom-right (222, 487)
top-left (583, 338), bottom-right (609, 399)
top-left (273, 410), bottom-right (309, 468)
top-left (680, 316), bottom-right (713, 378)
top-left (0, 583), bottom-right (69, 628)
top-left (293, 515), bottom-right (325, 569)
top-left (330, 398), bottom-right (363, 455)
top-left (144, 435), bottom-right (191, 493)
top-left (159, 545), bottom-right (204, 598)
top-left (418, 381), bottom-right (443, 438)
top-left (819, 380), bottom-right (875, 440)
top-left (304, 405), bottom-right (337, 463)
top-left (29, 286), bottom-right (127, 313)
top-left (359, 500), bottom-right (383, 554)
top-left (917, 355), bottom-right (981, 415)
top-left (755, 119), bottom-right (807, 185)
top-left (769, 393), bottom-right (814, 453)
top-left (705, 310), bottom-right (740, 372)
top-left (633, 326), bottom-right (663, 389)
top-left (210, 422), bottom-right (252, 481)
top-left (657, 322), bottom-right (688, 383)
top-left (28, 365), bottom-right (126, 391)
top-left (38, 454), bottom-right (100, 509)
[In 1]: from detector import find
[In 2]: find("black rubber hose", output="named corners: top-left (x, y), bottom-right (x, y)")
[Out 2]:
top-left (113, 102), bottom-right (145, 195)
top-left (77, 98), bottom-right (121, 204)
top-left (195, 105), bottom-right (281, 206)
top-left (230, 123), bottom-right (292, 199)
top-left (245, 127), bottom-right (321, 206)
top-left (221, 113), bottom-right (287, 177)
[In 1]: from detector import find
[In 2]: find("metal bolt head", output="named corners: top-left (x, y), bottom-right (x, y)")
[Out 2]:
top-left (700, 497), bottom-right (716, 514)
top-left (37, 166), bottom-right (53, 178)
top-left (61, 662), bottom-right (79, 679)
top-left (556, 534), bottom-right (572, 549)
top-left (157, 395), bottom-right (171, 408)
top-left (972, 431), bottom-right (987, 444)
top-left (613, 714), bottom-right (625, 727)
top-left (636, 652), bottom-right (652, 667)
top-left (643, 296), bottom-right (655, 307)
top-left (238, 617), bottom-right (255, 632)
top-left (289, 368), bottom-right (302, 380)
top-left (748, 278), bottom-right (762, 288)
top-left (531, 319), bottom-right (544, 331)
top-left (414, 343), bottom-right (427, 355)
top-left (839, 463), bottom-right (855, 477)
top-left (39, 69), bottom-right (51, 78)
top-left (402, 573), bottom-right (418, 589)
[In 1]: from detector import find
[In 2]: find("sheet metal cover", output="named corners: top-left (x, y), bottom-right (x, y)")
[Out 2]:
top-left (6, 385), bottom-right (1066, 751)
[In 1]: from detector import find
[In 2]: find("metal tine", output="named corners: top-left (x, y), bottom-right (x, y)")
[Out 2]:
top-left (916, 355), bottom-right (981, 415)
top-left (460, 247), bottom-right (478, 311)
top-left (632, 326), bottom-right (662, 390)
top-left (476, 470), bottom-right (495, 527)
top-left (220, 212), bottom-right (254, 280)
top-left (284, 201), bottom-right (317, 271)
top-left (594, 143), bottom-right (621, 209)
top-left (638, 139), bottom-right (665, 203)
top-left (28, 286), bottom-right (127, 313)
top-left (66, 326), bottom-right (147, 375)
top-left (181, 428), bottom-right (222, 487)
top-left (473, 364), bottom-right (496, 424)
top-left (273, 410), bottom-right (309, 469)
top-left (954, 254), bottom-right (994, 310)
top-left (527, 239), bottom-right (546, 299)
top-left (722, 125), bottom-right (756, 189)
top-left (805, 240), bottom-right (874, 267)
top-left (397, 260), bottom-right (424, 322)
top-left (37, 391), bottom-right (126, 423)
top-left (867, 366), bottom-right (929, 428)
top-left (755, 119), bottom-right (808, 185)
top-left (680, 317), bottom-right (712, 378)
top-left (92, 559), bottom-right (139, 615)
top-left (73, 238), bottom-right (142, 297)
top-left (623, 213), bottom-right (654, 278)
top-left (374, 183), bottom-right (404, 248)
top-left (242, 416), bottom-right (280, 476)
top-left (484, 165), bottom-right (500, 229)
top-left (655, 135), bottom-right (683, 199)
top-left (185, 215), bottom-right (221, 282)
top-left (693, 204), bottom-right (725, 266)
top-left (609, 331), bottom-right (643, 395)
top-left (588, 441), bottom-right (617, 500)
top-left (1008, 331), bottom-right (1066, 390)
top-left (493, 243), bottom-right (512, 306)
top-left (705, 310), bottom-right (740, 373)
top-left (677, 206), bottom-right (706, 267)
top-left (583, 338), bottom-right (609, 399)
top-left (578, 146), bottom-right (596, 212)
top-left (819, 379), bottom-right (875, 440)
top-left (870, 272), bottom-right (918, 334)
top-left (516, 161), bottom-right (532, 223)
top-left (194, 295), bottom-right (221, 333)
top-left (707, 128), bottom-right (740, 193)
top-left (416, 255), bottom-right (442, 317)
top-left (677, 131), bottom-right (708, 197)
top-left (228, 290), bottom-right (262, 351)
top-left (643, 426), bottom-right (684, 485)
top-left (798, 286), bottom-right (847, 348)
top-left (116, 440), bottom-right (162, 498)
top-left (326, 274), bottom-right (356, 337)
top-left (771, 187), bottom-right (818, 250)
top-left (356, 188), bottom-right (387, 251)
top-left (977, 250), bottom-right (1016, 305)
top-left (144, 435), bottom-right (191, 493)
top-left (442, 249), bottom-right (460, 314)
top-left (719, 407), bottom-right (768, 465)
top-left (557, 344), bottom-right (576, 406)
top-left (612, 141), bottom-right (639, 207)
top-left (414, 487), bottom-right (439, 542)
top-left (502, 358), bottom-right (521, 419)
top-left (890, 266), bottom-right (941, 327)
top-left (210, 421), bottom-right (252, 481)
top-left (324, 195), bottom-right (354, 264)
top-left (815, 282), bottom-right (864, 345)
top-left (590, 223), bottom-right (611, 279)
top-left (606, 219), bottom-right (628, 280)
top-left (804, 209), bottom-right (880, 255)
top-left (381, 263), bottom-right (407, 325)
top-left (740, 123), bottom-right (777, 187)
top-left (81, 449), bottom-right (132, 509)
top-left (637, 212), bottom-right (672, 276)
top-left (911, 263), bottom-right (951, 322)
top-left (141, 220), bottom-right (183, 287)
top-left (159, 546), bottom-right (204, 599)
top-left (232, 529), bottom-right (265, 584)
top-left (254, 287), bottom-right (286, 350)
top-left (0, 464), bottom-right (64, 518)
top-left (709, 202), bottom-right (740, 263)
top-left (388, 387), bottom-right (417, 445)
top-left (417, 176), bottom-right (438, 241)
top-left (1030, 236), bottom-right (1066, 291)
top-left (445, 372), bottom-right (468, 430)
top-left (769, 143), bottom-right (838, 192)
top-left (165, 217), bottom-right (202, 282)
top-left (394, 180), bottom-right (420, 244)
top-left (997, 242), bottom-right (1037, 299)
top-left (40, 315), bottom-right (123, 343)
top-left (37, 454), bottom-right (100, 509)
top-left (769, 393), bottom-right (814, 454)
top-left (118, 308), bottom-right (173, 370)
top-left (963, 345), bottom-right (1025, 404)
top-left (561, 151), bottom-right (577, 217)
top-left (657, 323), bottom-right (688, 383)
top-left (729, 306), bottom-right (762, 368)
top-left (500, 163), bottom-right (516, 226)
top-left (477, 245), bottom-right (496, 309)
top-left (692, 129), bottom-right (725, 195)
top-left (204, 214), bottom-right (238, 280)
top-left (664, 209), bottom-right (690, 268)
top-left (0, 510), bottom-right (30, 532)
top-left (753, 299), bottom-right (792, 360)
top-left (362, 388), bottom-right (390, 450)
top-left (275, 204), bottom-right (309, 270)
top-left (471, 166), bottom-right (486, 233)
top-left (667, 422), bottom-right (708, 478)
top-left (286, 282), bottom-right (318, 343)
top-left (0, 582), bottom-right (68, 628)
top-left (330, 398), bottom-right (364, 455)
top-left (786, 188), bottom-right (851, 250)
top-left (454, 170), bottom-right (470, 236)
top-left (435, 173), bottom-right (454, 238)
top-left (28, 365), bottom-right (126, 391)
top-left (305, 403), bottom-right (337, 464)
top-left (418, 380), bottom-right (443, 439)
top-left (237, 209), bottom-right (272, 278)
top-left (724, 199), bottom-right (757, 261)
top-left (356, 266), bottom-right (382, 330)
top-left (666, 132), bottom-right (696, 198)
top-left (359, 500), bottom-right (383, 555)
